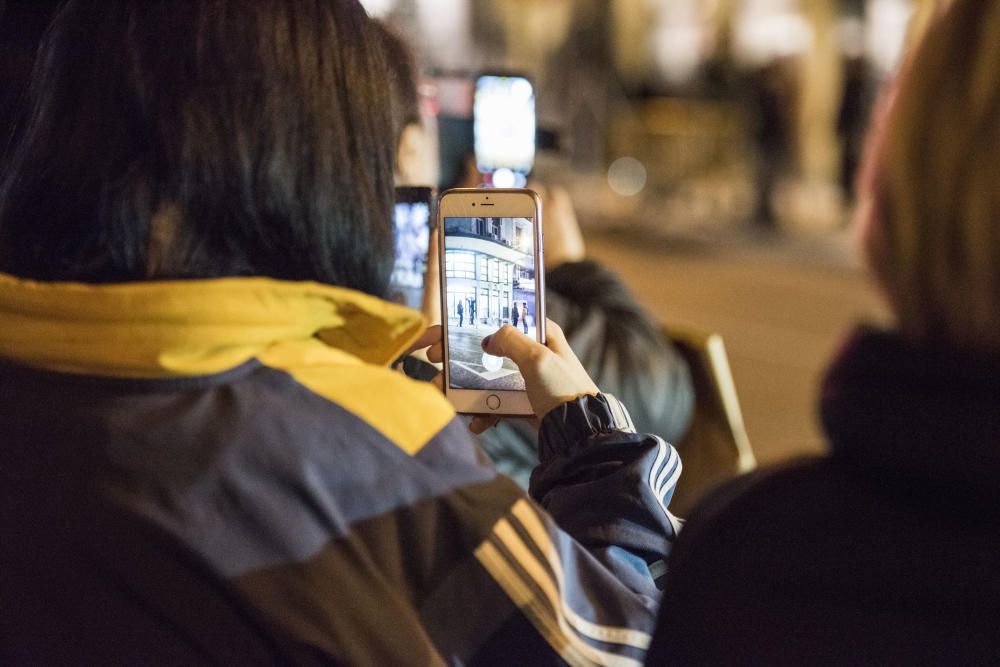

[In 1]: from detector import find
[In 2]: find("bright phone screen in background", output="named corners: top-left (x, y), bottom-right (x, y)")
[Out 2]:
top-left (443, 215), bottom-right (537, 391)
top-left (473, 75), bottom-right (535, 176)
top-left (389, 188), bottom-right (432, 310)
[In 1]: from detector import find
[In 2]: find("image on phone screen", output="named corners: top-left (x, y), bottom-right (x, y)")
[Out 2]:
top-left (474, 75), bottom-right (535, 176)
top-left (389, 190), bottom-right (432, 310)
top-left (444, 215), bottom-right (537, 391)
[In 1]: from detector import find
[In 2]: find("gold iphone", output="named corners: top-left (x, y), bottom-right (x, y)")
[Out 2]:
top-left (438, 188), bottom-right (545, 415)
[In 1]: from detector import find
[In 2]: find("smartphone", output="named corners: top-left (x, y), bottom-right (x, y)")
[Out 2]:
top-left (438, 188), bottom-right (545, 416)
top-left (389, 186), bottom-right (435, 310)
top-left (473, 74), bottom-right (536, 180)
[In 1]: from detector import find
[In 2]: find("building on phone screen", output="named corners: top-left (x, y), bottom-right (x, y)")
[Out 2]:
top-left (444, 217), bottom-right (536, 334)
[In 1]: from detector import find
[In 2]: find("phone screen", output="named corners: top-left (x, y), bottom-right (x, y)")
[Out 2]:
top-left (389, 187), bottom-right (433, 310)
top-left (474, 75), bottom-right (536, 176)
top-left (443, 215), bottom-right (537, 391)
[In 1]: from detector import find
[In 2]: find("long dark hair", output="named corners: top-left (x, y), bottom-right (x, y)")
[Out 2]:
top-left (0, 0), bottom-right (395, 296)
top-left (0, 0), bottom-right (65, 162)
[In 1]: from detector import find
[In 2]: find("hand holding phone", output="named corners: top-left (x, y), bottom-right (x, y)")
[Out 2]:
top-left (480, 321), bottom-right (598, 420)
top-left (416, 321), bottom-right (599, 430)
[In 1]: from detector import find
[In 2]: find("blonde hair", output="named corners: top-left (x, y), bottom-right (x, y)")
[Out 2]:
top-left (863, 0), bottom-right (1000, 355)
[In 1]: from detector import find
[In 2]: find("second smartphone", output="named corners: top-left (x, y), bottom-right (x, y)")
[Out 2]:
top-left (473, 74), bottom-right (535, 179)
top-left (389, 186), bottom-right (435, 311)
top-left (438, 188), bottom-right (544, 416)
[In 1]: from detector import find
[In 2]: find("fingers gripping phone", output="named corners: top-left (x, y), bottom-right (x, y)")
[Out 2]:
top-left (389, 186), bottom-right (435, 310)
top-left (438, 188), bottom-right (545, 415)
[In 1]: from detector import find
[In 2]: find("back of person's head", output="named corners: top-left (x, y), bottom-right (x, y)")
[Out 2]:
top-left (0, 0), bottom-right (395, 296)
top-left (861, 0), bottom-right (1000, 356)
top-left (373, 19), bottom-right (437, 186)
top-left (0, 0), bottom-right (65, 160)
top-left (374, 20), bottom-right (420, 150)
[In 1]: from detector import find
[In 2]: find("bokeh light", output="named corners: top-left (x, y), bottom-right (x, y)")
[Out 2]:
top-left (607, 157), bottom-right (647, 197)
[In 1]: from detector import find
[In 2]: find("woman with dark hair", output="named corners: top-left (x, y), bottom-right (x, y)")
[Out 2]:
top-left (0, 2), bottom-right (681, 664)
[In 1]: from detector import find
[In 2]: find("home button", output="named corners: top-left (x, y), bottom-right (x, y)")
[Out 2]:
top-left (486, 394), bottom-right (501, 410)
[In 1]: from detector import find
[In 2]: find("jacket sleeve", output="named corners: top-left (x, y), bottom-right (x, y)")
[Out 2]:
top-left (435, 393), bottom-right (682, 667)
top-left (530, 393), bottom-right (682, 596)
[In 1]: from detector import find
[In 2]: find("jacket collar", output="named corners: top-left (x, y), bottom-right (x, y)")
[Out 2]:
top-left (0, 273), bottom-right (425, 378)
top-left (820, 326), bottom-right (1000, 505)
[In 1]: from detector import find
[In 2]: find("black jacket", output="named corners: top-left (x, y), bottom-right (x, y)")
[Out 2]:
top-left (648, 327), bottom-right (1000, 666)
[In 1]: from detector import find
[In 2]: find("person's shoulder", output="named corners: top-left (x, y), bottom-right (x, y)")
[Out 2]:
top-left (263, 352), bottom-right (457, 457)
top-left (653, 452), bottom-right (1000, 665)
top-left (326, 364), bottom-right (456, 456)
top-left (667, 456), bottom-right (846, 575)
top-left (688, 456), bottom-right (837, 514)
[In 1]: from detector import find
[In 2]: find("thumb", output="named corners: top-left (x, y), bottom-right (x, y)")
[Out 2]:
top-left (406, 325), bottom-right (441, 356)
top-left (481, 325), bottom-right (539, 367)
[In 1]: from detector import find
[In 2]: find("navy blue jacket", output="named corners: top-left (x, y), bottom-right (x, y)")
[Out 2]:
top-left (0, 274), bottom-right (681, 666)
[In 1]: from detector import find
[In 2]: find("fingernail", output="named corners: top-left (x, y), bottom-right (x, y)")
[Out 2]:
top-left (481, 335), bottom-right (492, 349)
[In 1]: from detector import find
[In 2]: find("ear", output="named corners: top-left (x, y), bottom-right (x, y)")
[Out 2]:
top-left (395, 123), bottom-right (428, 185)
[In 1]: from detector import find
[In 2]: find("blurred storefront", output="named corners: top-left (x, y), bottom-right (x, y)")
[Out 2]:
top-left (363, 0), bottom-right (951, 459)
top-left (367, 0), bottom-right (949, 233)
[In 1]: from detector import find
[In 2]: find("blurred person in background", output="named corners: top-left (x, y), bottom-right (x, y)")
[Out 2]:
top-left (744, 57), bottom-right (798, 230)
top-left (375, 21), bottom-right (695, 488)
top-left (837, 54), bottom-right (874, 203)
top-left (375, 20), bottom-right (444, 344)
top-left (648, 1), bottom-right (1000, 663)
top-left (0, 2), bottom-right (683, 664)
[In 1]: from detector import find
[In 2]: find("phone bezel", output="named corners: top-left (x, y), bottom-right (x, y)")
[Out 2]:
top-left (438, 188), bottom-right (545, 416)
top-left (473, 73), bottom-right (536, 176)
top-left (394, 185), bottom-right (436, 206)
